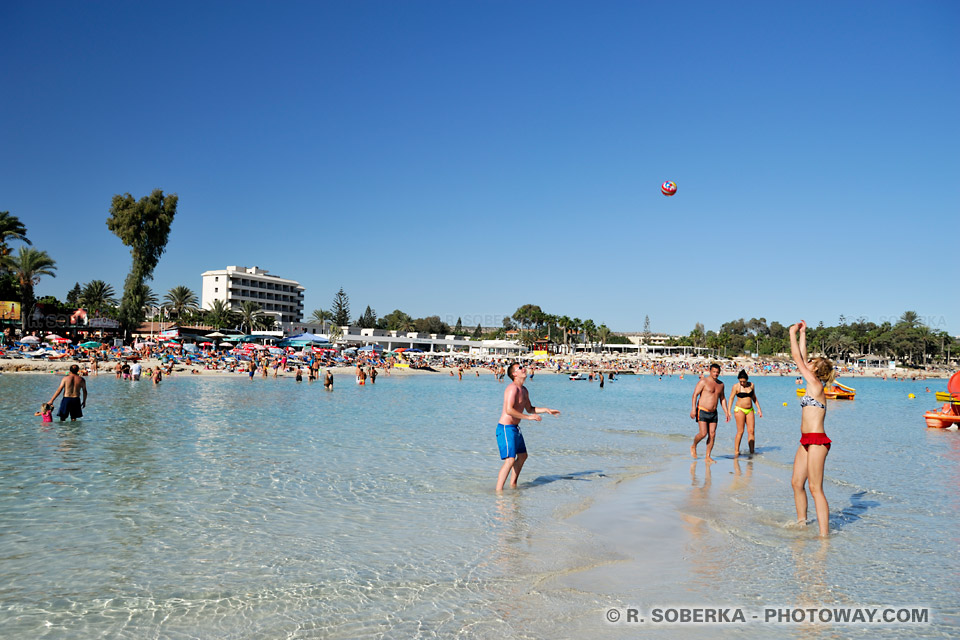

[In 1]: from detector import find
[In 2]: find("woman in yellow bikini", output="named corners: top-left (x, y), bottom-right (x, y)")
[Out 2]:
top-left (728, 369), bottom-right (762, 456)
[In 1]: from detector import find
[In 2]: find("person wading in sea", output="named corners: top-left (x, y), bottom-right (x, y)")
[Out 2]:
top-left (494, 363), bottom-right (560, 491)
top-left (48, 364), bottom-right (88, 422)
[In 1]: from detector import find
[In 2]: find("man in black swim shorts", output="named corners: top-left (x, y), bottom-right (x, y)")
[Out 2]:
top-left (689, 364), bottom-right (730, 462)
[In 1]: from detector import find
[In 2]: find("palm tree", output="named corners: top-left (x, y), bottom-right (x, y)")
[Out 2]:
top-left (2, 246), bottom-right (56, 329)
top-left (139, 285), bottom-right (158, 313)
top-left (164, 286), bottom-right (199, 320)
top-left (0, 211), bottom-right (31, 259)
top-left (581, 319), bottom-right (596, 351)
top-left (558, 316), bottom-right (572, 352)
top-left (898, 311), bottom-right (921, 329)
top-left (328, 324), bottom-right (343, 344)
top-left (238, 300), bottom-right (265, 334)
top-left (310, 308), bottom-right (332, 333)
top-left (571, 318), bottom-right (582, 347)
top-left (80, 280), bottom-right (117, 315)
top-left (597, 324), bottom-right (611, 350)
top-left (205, 299), bottom-right (235, 329)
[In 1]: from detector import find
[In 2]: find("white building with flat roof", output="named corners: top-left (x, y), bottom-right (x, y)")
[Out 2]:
top-left (201, 266), bottom-right (305, 324)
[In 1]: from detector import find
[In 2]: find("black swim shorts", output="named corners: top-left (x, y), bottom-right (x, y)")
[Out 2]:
top-left (698, 409), bottom-right (718, 423)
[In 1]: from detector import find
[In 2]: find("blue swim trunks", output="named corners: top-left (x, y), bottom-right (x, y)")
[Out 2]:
top-left (58, 397), bottom-right (82, 420)
top-left (496, 423), bottom-right (526, 460)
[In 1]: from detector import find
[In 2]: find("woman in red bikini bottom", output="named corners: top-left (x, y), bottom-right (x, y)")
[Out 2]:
top-left (789, 320), bottom-right (834, 537)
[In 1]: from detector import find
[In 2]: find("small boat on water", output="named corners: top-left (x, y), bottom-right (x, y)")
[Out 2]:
top-left (569, 372), bottom-right (586, 381)
top-left (796, 382), bottom-right (856, 400)
top-left (924, 372), bottom-right (960, 428)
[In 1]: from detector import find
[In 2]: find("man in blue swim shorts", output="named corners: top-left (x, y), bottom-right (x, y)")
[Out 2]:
top-left (495, 362), bottom-right (561, 491)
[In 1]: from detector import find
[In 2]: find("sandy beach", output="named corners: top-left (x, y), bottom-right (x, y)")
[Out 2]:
top-left (1, 355), bottom-right (951, 380)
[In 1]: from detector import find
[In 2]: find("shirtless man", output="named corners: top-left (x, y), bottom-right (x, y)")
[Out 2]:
top-left (48, 364), bottom-right (88, 422)
top-left (690, 363), bottom-right (730, 462)
top-left (495, 362), bottom-right (560, 491)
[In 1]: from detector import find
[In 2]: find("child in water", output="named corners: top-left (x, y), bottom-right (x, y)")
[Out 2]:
top-left (35, 402), bottom-right (54, 422)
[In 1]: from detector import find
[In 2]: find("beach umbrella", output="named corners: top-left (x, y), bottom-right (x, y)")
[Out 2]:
top-left (79, 341), bottom-right (102, 348)
top-left (44, 334), bottom-right (66, 342)
top-left (20, 336), bottom-right (40, 344)
top-left (219, 341), bottom-right (234, 347)
top-left (205, 331), bottom-right (226, 338)
top-left (200, 341), bottom-right (214, 346)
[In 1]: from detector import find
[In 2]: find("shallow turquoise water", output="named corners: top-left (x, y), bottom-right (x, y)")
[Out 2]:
top-left (0, 371), bottom-right (957, 638)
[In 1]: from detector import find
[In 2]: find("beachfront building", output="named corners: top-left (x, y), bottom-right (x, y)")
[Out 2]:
top-left (201, 266), bottom-right (305, 325)
top-left (329, 326), bottom-right (481, 353)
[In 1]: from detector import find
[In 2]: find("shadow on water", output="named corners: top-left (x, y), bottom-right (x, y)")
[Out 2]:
top-left (524, 470), bottom-right (606, 488)
top-left (714, 446), bottom-right (781, 460)
top-left (832, 490), bottom-right (881, 530)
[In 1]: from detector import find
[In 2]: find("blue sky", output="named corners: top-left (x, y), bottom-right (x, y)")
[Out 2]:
top-left (2, 1), bottom-right (957, 335)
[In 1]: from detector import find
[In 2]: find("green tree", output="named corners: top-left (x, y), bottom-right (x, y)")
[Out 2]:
top-left (357, 305), bottom-right (377, 329)
top-left (164, 285), bottom-right (199, 319)
top-left (382, 309), bottom-right (414, 332)
top-left (238, 300), bottom-right (266, 334)
top-left (643, 315), bottom-right (651, 338)
top-left (898, 311), bottom-right (921, 329)
top-left (140, 285), bottom-right (158, 313)
top-left (66, 282), bottom-right (82, 307)
top-left (205, 299), bottom-right (236, 329)
top-left (80, 280), bottom-right (118, 315)
top-left (106, 189), bottom-right (178, 333)
top-left (0, 211), bottom-right (31, 259)
top-left (582, 319), bottom-right (596, 350)
top-left (597, 324), bottom-right (611, 348)
top-left (310, 308), bottom-right (332, 333)
top-left (690, 322), bottom-right (706, 349)
top-left (414, 315), bottom-right (450, 335)
top-left (558, 316), bottom-right (572, 351)
top-left (472, 322), bottom-right (482, 339)
top-left (331, 287), bottom-right (350, 326)
top-left (1, 246), bottom-right (56, 329)
top-left (454, 317), bottom-right (463, 334)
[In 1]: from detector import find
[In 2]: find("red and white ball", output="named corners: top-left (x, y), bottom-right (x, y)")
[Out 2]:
top-left (661, 181), bottom-right (677, 197)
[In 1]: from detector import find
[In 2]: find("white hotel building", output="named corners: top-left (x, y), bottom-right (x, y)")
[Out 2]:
top-left (201, 266), bottom-right (305, 325)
